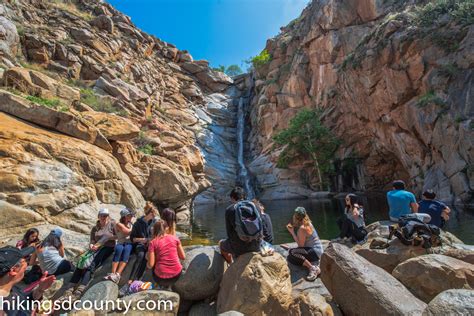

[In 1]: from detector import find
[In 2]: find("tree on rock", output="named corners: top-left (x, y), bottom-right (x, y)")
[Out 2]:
top-left (273, 108), bottom-right (340, 190)
top-left (225, 64), bottom-right (243, 77)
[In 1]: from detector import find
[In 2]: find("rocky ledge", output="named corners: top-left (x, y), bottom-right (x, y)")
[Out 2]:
top-left (17, 222), bottom-right (472, 316)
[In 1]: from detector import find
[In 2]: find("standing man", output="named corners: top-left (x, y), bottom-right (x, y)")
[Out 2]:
top-left (0, 246), bottom-right (55, 316)
top-left (418, 189), bottom-right (451, 228)
top-left (387, 180), bottom-right (418, 221)
top-left (219, 187), bottom-right (262, 263)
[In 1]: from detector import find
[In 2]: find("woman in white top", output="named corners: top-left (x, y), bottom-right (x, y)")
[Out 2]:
top-left (336, 194), bottom-right (367, 243)
top-left (30, 228), bottom-right (73, 276)
top-left (105, 208), bottom-right (134, 283)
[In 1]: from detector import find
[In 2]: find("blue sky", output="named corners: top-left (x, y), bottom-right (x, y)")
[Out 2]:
top-left (106, 0), bottom-right (308, 69)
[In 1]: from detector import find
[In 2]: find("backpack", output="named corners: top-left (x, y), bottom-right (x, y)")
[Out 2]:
top-left (234, 200), bottom-right (263, 242)
top-left (76, 249), bottom-right (96, 269)
top-left (391, 214), bottom-right (441, 249)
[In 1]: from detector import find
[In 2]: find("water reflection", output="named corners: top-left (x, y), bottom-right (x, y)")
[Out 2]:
top-left (183, 196), bottom-right (474, 246)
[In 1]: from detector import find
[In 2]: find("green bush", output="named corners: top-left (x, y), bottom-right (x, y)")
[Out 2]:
top-left (225, 64), bottom-right (243, 77)
top-left (80, 88), bottom-right (127, 116)
top-left (273, 108), bottom-right (340, 189)
top-left (137, 144), bottom-right (153, 155)
top-left (26, 95), bottom-right (61, 108)
top-left (415, 0), bottom-right (474, 26)
top-left (416, 91), bottom-right (446, 108)
top-left (251, 49), bottom-right (272, 68)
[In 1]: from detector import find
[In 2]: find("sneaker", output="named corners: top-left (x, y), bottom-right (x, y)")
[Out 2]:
top-left (104, 273), bottom-right (114, 281)
top-left (110, 273), bottom-right (121, 284)
top-left (72, 284), bottom-right (87, 299)
top-left (56, 286), bottom-right (75, 303)
top-left (306, 265), bottom-right (320, 281)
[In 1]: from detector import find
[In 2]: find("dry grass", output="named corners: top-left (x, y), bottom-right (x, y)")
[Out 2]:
top-left (48, 0), bottom-right (93, 21)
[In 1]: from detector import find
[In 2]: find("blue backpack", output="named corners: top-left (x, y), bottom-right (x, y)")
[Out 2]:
top-left (234, 200), bottom-right (263, 242)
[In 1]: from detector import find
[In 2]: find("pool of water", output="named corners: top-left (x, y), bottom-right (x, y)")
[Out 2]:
top-left (181, 195), bottom-right (474, 246)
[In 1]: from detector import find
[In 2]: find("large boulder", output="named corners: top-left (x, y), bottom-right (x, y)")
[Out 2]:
top-left (216, 253), bottom-right (294, 315)
top-left (174, 246), bottom-right (225, 301)
top-left (0, 16), bottom-right (19, 57)
top-left (358, 222), bottom-right (474, 271)
top-left (111, 290), bottom-right (180, 316)
top-left (188, 302), bottom-right (217, 316)
top-left (80, 111), bottom-right (140, 141)
top-left (320, 243), bottom-right (427, 316)
top-left (292, 292), bottom-right (334, 316)
top-left (392, 254), bottom-right (474, 302)
top-left (423, 289), bottom-right (474, 316)
top-left (0, 90), bottom-right (110, 151)
top-left (78, 281), bottom-right (119, 312)
top-left (0, 112), bottom-right (144, 244)
top-left (356, 238), bottom-right (427, 273)
top-left (4, 67), bottom-right (80, 102)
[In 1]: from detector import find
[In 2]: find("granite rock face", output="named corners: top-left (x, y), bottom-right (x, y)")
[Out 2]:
top-left (247, 0), bottom-right (473, 203)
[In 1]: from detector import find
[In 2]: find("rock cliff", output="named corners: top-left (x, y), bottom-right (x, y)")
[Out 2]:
top-left (0, 0), bottom-right (243, 244)
top-left (247, 0), bottom-right (473, 204)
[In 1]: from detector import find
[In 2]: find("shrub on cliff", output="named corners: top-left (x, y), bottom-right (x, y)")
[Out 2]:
top-left (251, 49), bottom-right (271, 68)
top-left (273, 108), bottom-right (340, 190)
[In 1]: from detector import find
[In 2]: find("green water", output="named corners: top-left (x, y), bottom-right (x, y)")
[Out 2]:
top-left (182, 195), bottom-right (474, 246)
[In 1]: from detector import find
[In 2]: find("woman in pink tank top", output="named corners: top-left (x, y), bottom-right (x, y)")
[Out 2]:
top-left (147, 220), bottom-right (185, 289)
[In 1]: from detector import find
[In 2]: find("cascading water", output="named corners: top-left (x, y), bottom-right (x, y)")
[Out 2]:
top-left (236, 97), bottom-right (255, 199)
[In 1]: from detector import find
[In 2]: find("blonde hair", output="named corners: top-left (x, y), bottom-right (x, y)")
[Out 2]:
top-left (144, 201), bottom-right (157, 216)
top-left (292, 212), bottom-right (311, 228)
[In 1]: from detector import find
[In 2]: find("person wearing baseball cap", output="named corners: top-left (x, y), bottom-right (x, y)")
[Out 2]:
top-left (61, 208), bottom-right (116, 300)
top-left (105, 208), bottom-right (134, 283)
top-left (0, 246), bottom-right (55, 315)
top-left (28, 228), bottom-right (74, 277)
top-left (285, 207), bottom-right (323, 282)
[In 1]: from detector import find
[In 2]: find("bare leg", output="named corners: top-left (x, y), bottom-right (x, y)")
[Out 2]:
top-left (111, 262), bottom-right (119, 274)
top-left (302, 259), bottom-right (313, 270)
top-left (116, 262), bottom-right (128, 275)
top-left (219, 241), bottom-right (233, 264)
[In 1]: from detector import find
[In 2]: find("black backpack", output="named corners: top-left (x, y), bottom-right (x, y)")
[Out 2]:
top-left (234, 200), bottom-right (263, 242)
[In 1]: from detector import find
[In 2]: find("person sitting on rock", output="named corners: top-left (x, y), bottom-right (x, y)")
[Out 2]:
top-left (219, 187), bottom-right (262, 264)
top-left (61, 208), bottom-right (116, 300)
top-left (16, 228), bottom-right (42, 284)
top-left (335, 194), bottom-right (367, 244)
top-left (146, 220), bottom-right (185, 290)
top-left (252, 199), bottom-right (274, 244)
top-left (160, 208), bottom-right (177, 236)
top-left (0, 246), bottom-right (56, 316)
top-left (418, 189), bottom-right (451, 228)
top-left (105, 208), bottom-right (134, 284)
top-left (119, 202), bottom-right (158, 296)
top-left (387, 180), bottom-right (418, 221)
top-left (286, 207), bottom-right (323, 281)
top-left (16, 228), bottom-right (40, 251)
top-left (29, 228), bottom-right (73, 277)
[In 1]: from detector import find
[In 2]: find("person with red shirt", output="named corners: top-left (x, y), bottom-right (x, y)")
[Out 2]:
top-left (146, 220), bottom-right (185, 290)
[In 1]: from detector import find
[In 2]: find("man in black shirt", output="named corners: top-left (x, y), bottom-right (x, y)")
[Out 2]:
top-left (219, 187), bottom-right (261, 263)
top-left (0, 246), bottom-right (55, 316)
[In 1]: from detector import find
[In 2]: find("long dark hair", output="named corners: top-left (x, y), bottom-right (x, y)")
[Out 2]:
top-left (344, 194), bottom-right (358, 211)
top-left (160, 208), bottom-right (176, 235)
top-left (152, 220), bottom-right (166, 238)
top-left (40, 232), bottom-right (62, 249)
top-left (21, 228), bottom-right (39, 247)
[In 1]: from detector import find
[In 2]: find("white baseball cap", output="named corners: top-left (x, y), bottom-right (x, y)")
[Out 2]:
top-left (98, 208), bottom-right (109, 216)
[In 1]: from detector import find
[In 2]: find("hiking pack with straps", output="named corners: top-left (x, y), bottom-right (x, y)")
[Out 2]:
top-left (234, 200), bottom-right (263, 242)
top-left (391, 213), bottom-right (441, 249)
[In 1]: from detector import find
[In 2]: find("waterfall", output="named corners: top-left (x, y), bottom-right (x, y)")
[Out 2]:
top-left (236, 97), bottom-right (255, 199)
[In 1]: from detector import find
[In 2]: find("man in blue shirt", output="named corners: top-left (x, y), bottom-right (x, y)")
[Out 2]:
top-left (418, 189), bottom-right (450, 228)
top-left (387, 180), bottom-right (418, 221)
